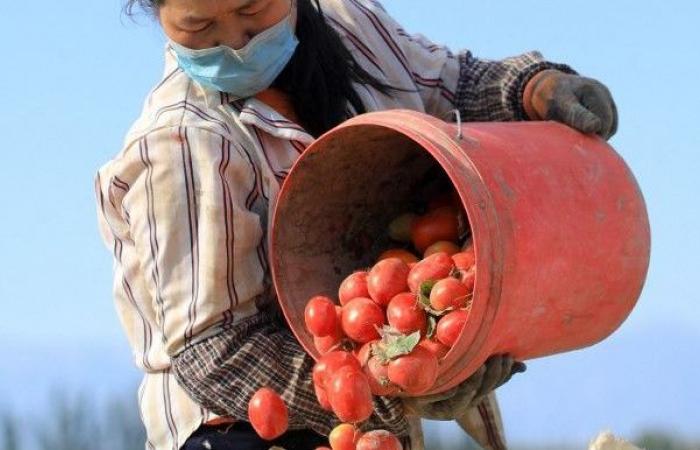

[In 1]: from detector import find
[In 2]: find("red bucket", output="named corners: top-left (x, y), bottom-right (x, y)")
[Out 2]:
top-left (269, 110), bottom-right (650, 394)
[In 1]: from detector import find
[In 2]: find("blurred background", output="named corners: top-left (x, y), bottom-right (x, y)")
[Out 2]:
top-left (1, 0), bottom-right (698, 449)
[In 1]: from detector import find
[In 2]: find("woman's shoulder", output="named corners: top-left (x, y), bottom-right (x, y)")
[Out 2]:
top-left (121, 47), bottom-right (238, 149)
top-left (321, 0), bottom-right (392, 34)
top-left (321, 0), bottom-right (405, 61)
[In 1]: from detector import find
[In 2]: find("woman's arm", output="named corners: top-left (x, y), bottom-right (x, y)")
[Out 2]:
top-left (454, 50), bottom-right (577, 122)
top-left (349, 0), bottom-right (577, 121)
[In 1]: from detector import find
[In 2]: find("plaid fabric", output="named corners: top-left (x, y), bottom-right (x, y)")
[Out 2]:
top-left (455, 50), bottom-right (577, 122)
top-left (171, 312), bottom-right (410, 439)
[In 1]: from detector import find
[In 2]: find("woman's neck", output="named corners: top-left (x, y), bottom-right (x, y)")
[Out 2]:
top-left (254, 88), bottom-right (301, 125)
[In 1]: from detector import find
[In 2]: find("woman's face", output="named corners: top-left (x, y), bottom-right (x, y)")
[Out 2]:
top-left (159, 0), bottom-right (294, 50)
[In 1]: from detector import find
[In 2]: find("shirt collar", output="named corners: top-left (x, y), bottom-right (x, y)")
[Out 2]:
top-left (232, 98), bottom-right (315, 145)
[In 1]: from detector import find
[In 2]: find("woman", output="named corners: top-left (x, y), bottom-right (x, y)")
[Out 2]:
top-left (94, 0), bottom-right (617, 449)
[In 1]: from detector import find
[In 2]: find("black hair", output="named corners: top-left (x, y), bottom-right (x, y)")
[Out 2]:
top-left (124, 0), bottom-right (398, 137)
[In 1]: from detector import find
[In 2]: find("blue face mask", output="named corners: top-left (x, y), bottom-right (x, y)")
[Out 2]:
top-left (170, 6), bottom-right (299, 99)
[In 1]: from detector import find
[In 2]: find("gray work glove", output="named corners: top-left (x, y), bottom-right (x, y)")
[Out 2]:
top-left (524, 69), bottom-right (618, 140)
top-left (402, 355), bottom-right (526, 421)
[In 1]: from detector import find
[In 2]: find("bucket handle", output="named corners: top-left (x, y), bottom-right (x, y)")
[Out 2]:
top-left (443, 109), bottom-right (464, 141)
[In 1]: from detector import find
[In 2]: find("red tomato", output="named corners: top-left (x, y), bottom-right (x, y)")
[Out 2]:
top-left (418, 339), bottom-right (450, 361)
top-left (314, 331), bottom-right (342, 355)
top-left (247, 387), bottom-right (288, 440)
top-left (367, 258), bottom-right (410, 306)
top-left (327, 366), bottom-right (374, 423)
top-left (314, 306), bottom-right (345, 354)
top-left (305, 296), bottom-right (339, 337)
top-left (407, 252), bottom-right (454, 293)
top-left (387, 346), bottom-right (438, 395)
top-left (341, 297), bottom-right (385, 343)
top-left (386, 292), bottom-right (427, 335)
top-left (313, 351), bottom-right (362, 391)
top-left (452, 247), bottom-right (475, 271)
top-left (424, 241), bottom-right (461, 258)
top-left (429, 278), bottom-right (470, 311)
top-left (314, 382), bottom-right (332, 411)
top-left (411, 206), bottom-right (460, 253)
top-left (377, 248), bottom-right (420, 265)
top-left (365, 355), bottom-right (400, 396)
top-left (356, 430), bottom-right (403, 450)
top-left (339, 271), bottom-right (370, 306)
top-left (436, 309), bottom-right (470, 347)
top-left (329, 423), bottom-right (361, 450)
top-left (354, 340), bottom-right (377, 367)
top-left (458, 268), bottom-right (476, 301)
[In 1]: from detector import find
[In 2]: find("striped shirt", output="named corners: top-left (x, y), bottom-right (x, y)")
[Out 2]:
top-left (94, 0), bottom-right (573, 448)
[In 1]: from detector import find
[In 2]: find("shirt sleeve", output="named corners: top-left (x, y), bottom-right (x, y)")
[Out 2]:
top-left (344, 0), bottom-right (460, 118)
top-left (171, 313), bottom-right (411, 438)
top-left (454, 50), bottom-right (577, 122)
top-left (349, 0), bottom-right (577, 121)
top-left (98, 126), bottom-right (267, 359)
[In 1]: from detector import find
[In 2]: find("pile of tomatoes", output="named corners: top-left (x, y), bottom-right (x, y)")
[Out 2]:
top-left (249, 189), bottom-right (476, 450)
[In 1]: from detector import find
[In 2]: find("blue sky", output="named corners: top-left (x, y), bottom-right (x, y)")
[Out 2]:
top-left (0, 0), bottom-right (698, 446)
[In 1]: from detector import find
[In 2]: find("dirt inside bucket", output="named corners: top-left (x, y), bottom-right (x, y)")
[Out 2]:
top-left (276, 126), bottom-right (459, 277)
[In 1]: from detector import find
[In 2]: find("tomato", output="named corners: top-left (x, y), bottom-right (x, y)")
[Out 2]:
top-left (429, 277), bottom-right (470, 311)
top-left (407, 252), bottom-right (454, 293)
top-left (313, 306), bottom-right (345, 354)
top-left (341, 297), bottom-right (385, 343)
top-left (327, 366), bottom-right (374, 423)
top-left (339, 271), bottom-right (370, 306)
top-left (452, 247), bottom-right (475, 272)
top-left (458, 268), bottom-right (476, 300)
top-left (411, 206), bottom-right (460, 253)
top-left (424, 240), bottom-right (461, 258)
top-left (314, 331), bottom-right (343, 355)
top-left (305, 296), bottom-right (339, 337)
top-left (387, 345), bottom-right (438, 395)
top-left (356, 430), bottom-right (403, 450)
top-left (329, 423), bottom-right (361, 450)
top-left (354, 340), bottom-right (377, 367)
top-left (365, 355), bottom-right (400, 396)
top-left (436, 309), bottom-right (470, 347)
top-left (418, 338), bottom-right (450, 361)
top-left (314, 382), bottom-right (332, 411)
top-left (248, 387), bottom-right (288, 440)
top-left (313, 351), bottom-right (362, 391)
top-left (388, 213), bottom-right (417, 243)
top-left (377, 248), bottom-right (420, 265)
top-left (386, 292), bottom-right (427, 335)
top-left (367, 258), bottom-right (410, 306)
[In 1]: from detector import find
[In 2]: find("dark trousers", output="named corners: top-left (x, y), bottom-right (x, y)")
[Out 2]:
top-left (182, 421), bottom-right (328, 450)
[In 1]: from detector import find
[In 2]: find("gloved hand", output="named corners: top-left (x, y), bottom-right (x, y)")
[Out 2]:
top-left (402, 355), bottom-right (526, 421)
top-left (523, 69), bottom-right (618, 140)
